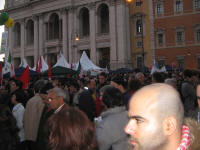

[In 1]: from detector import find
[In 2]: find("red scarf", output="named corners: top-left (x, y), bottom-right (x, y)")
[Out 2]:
top-left (177, 125), bottom-right (191, 150)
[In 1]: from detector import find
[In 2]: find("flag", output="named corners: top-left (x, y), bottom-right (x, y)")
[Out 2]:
top-left (18, 66), bottom-right (30, 89)
top-left (7, 51), bottom-right (11, 64)
top-left (48, 61), bottom-right (52, 80)
top-left (71, 64), bottom-right (73, 70)
top-left (19, 58), bottom-right (28, 68)
top-left (36, 59), bottom-right (40, 77)
top-left (36, 57), bottom-right (42, 78)
top-left (153, 59), bottom-right (159, 69)
top-left (0, 63), bottom-right (3, 85)
top-left (76, 62), bottom-right (81, 74)
top-left (10, 64), bottom-right (15, 78)
top-left (39, 56), bottom-right (42, 71)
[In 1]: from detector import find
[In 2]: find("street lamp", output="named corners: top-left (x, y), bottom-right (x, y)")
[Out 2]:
top-left (125, 0), bottom-right (134, 4)
top-left (75, 33), bottom-right (79, 41)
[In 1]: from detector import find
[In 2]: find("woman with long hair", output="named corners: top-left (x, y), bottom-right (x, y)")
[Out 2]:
top-left (0, 104), bottom-right (19, 150)
top-left (48, 107), bottom-right (98, 150)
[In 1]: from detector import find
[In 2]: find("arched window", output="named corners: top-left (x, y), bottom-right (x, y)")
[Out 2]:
top-left (26, 20), bottom-right (34, 46)
top-left (14, 23), bottom-right (21, 48)
top-left (49, 13), bottom-right (59, 40)
top-left (79, 8), bottom-right (90, 37)
top-left (98, 4), bottom-right (109, 34)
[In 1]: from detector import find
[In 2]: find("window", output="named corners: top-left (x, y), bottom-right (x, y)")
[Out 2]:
top-left (175, 0), bottom-right (183, 13)
top-left (194, 0), bottom-right (200, 9)
top-left (158, 33), bottom-right (163, 45)
top-left (136, 41), bottom-right (143, 48)
top-left (176, 31), bottom-right (184, 42)
top-left (196, 29), bottom-right (200, 42)
top-left (156, 3), bottom-right (163, 14)
top-left (136, 19), bottom-right (142, 35)
top-left (177, 57), bottom-right (185, 69)
top-left (136, 56), bottom-right (142, 69)
top-left (98, 4), bottom-right (109, 34)
top-left (136, 1), bottom-right (143, 6)
top-left (198, 56), bottom-right (200, 69)
top-left (156, 29), bottom-right (165, 47)
top-left (79, 8), bottom-right (90, 37)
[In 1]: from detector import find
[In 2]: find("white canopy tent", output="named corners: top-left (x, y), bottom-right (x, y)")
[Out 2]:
top-left (19, 58), bottom-right (36, 70)
top-left (32, 56), bottom-right (48, 72)
top-left (80, 51), bottom-right (102, 71)
top-left (53, 53), bottom-right (70, 68)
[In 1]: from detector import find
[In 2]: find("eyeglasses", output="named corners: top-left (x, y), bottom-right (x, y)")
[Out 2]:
top-left (48, 96), bottom-right (60, 102)
top-left (48, 97), bottom-right (54, 102)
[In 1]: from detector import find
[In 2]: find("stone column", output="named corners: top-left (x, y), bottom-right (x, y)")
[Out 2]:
top-left (20, 19), bottom-right (25, 59)
top-left (109, 0), bottom-right (117, 69)
top-left (73, 8), bottom-right (79, 62)
top-left (89, 2), bottom-right (97, 64)
top-left (68, 7), bottom-right (74, 63)
top-left (33, 16), bottom-right (39, 66)
top-left (116, 0), bottom-right (127, 68)
top-left (8, 27), bottom-right (13, 62)
top-left (61, 9), bottom-right (68, 59)
top-left (39, 14), bottom-right (44, 56)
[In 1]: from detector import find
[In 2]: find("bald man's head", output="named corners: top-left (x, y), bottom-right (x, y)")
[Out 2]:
top-left (130, 83), bottom-right (184, 127)
top-left (125, 83), bottom-right (184, 150)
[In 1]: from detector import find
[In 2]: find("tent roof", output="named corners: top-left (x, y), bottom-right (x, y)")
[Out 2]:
top-left (80, 51), bottom-right (102, 71)
top-left (42, 66), bottom-right (76, 76)
top-left (53, 54), bottom-right (70, 68)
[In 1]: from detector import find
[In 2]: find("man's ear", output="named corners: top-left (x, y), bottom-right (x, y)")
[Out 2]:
top-left (163, 117), bottom-right (177, 136)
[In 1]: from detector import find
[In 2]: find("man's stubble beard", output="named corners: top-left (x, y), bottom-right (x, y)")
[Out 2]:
top-left (128, 127), bottom-right (168, 150)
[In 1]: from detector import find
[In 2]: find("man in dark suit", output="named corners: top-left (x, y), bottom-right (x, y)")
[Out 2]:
top-left (37, 87), bottom-right (69, 150)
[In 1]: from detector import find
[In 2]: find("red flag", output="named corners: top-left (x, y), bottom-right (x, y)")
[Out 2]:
top-left (10, 64), bottom-right (16, 78)
top-left (36, 59), bottom-right (39, 74)
top-left (36, 57), bottom-right (42, 78)
top-left (70, 64), bottom-right (73, 70)
top-left (48, 61), bottom-right (52, 80)
top-left (18, 66), bottom-right (30, 89)
top-left (0, 63), bottom-right (2, 85)
top-left (39, 56), bottom-right (42, 70)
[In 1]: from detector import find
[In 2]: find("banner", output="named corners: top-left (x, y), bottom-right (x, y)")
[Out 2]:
top-left (0, 31), bottom-right (8, 54)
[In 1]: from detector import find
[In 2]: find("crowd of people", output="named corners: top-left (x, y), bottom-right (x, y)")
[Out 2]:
top-left (0, 69), bottom-right (200, 150)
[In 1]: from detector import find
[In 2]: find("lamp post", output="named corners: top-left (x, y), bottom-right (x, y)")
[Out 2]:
top-left (71, 32), bottom-right (79, 63)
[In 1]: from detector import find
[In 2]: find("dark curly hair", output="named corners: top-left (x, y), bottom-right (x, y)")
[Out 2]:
top-left (48, 107), bottom-right (98, 150)
top-left (102, 86), bottom-right (123, 108)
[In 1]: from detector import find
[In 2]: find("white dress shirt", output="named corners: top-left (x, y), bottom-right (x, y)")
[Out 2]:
top-left (12, 103), bottom-right (25, 142)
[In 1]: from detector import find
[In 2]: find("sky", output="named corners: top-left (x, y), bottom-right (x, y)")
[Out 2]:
top-left (0, 0), bottom-right (6, 61)
top-left (0, 0), bottom-right (5, 43)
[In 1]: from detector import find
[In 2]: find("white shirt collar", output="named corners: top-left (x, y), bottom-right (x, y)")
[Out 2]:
top-left (54, 103), bottom-right (65, 114)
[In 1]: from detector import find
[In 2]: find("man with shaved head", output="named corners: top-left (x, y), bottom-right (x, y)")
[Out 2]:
top-left (125, 83), bottom-right (199, 150)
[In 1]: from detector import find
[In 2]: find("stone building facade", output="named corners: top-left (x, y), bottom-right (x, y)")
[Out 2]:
top-left (4, 0), bottom-right (131, 69)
